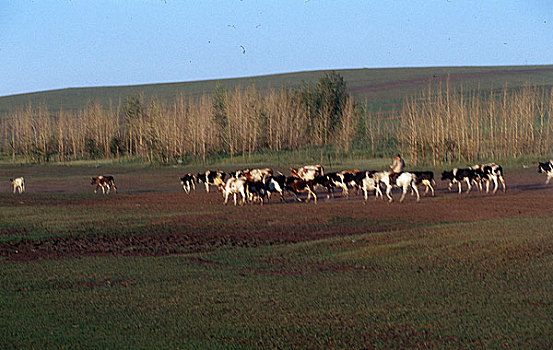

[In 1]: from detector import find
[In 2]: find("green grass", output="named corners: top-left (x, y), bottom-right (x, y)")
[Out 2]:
top-left (1, 217), bottom-right (552, 349)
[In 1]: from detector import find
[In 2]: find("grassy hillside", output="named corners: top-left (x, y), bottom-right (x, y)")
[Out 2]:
top-left (1, 65), bottom-right (552, 117)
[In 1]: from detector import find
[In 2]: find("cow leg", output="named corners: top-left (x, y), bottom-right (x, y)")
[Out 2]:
top-left (224, 192), bottom-right (229, 205)
top-left (458, 181), bottom-right (462, 194)
top-left (499, 176), bottom-right (506, 193)
top-left (307, 187), bottom-right (317, 204)
top-left (546, 173), bottom-right (552, 184)
top-left (465, 178), bottom-right (472, 194)
top-left (492, 176), bottom-right (499, 194)
top-left (205, 183), bottom-right (209, 193)
top-left (375, 186), bottom-right (383, 200)
top-left (412, 182), bottom-right (420, 202)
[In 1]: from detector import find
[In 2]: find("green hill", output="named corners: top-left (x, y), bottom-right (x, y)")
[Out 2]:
top-left (1, 65), bottom-right (552, 117)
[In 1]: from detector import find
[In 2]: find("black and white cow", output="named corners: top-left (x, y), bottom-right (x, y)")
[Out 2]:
top-left (470, 163), bottom-right (506, 194)
top-left (179, 173), bottom-right (196, 194)
top-left (538, 160), bottom-right (553, 184)
top-left (359, 172), bottom-right (383, 204)
top-left (263, 173), bottom-right (286, 202)
top-left (411, 171), bottom-right (435, 196)
top-left (197, 170), bottom-right (226, 192)
top-left (441, 168), bottom-right (479, 194)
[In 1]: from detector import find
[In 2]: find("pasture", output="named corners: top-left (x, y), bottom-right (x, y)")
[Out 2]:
top-left (1, 163), bottom-right (553, 349)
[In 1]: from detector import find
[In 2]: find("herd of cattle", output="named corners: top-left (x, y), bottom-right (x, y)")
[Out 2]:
top-left (8, 160), bottom-right (553, 205)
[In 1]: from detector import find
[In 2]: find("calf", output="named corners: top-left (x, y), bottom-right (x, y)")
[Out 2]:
top-left (538, 160), bottom-right (553, 184)
top-left (441, 168), bottom-right (478, 194)
top-left (10, 177), bottom-right (25, 194)
top-left (221, 177), bottom-right (247, 206)
top-left (91, 175), bottom-right (117, 194)
top-left (290, 164), bottom-right (324, 181)
top-left (284, 176), bottom-right (318, 203)
top-left (411, 171), bottom-right (435, 196)
top-left (180, 173), bottom-right (196, 194)
top-left (197, 170), bottom-right (226, 192)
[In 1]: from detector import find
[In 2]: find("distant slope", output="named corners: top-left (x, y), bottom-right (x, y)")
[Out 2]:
top-left (1, 65), bottom-right (552, 117)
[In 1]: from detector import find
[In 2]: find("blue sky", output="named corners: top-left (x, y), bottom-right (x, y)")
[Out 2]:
top-left (1, 0), bottom-right (552, 96)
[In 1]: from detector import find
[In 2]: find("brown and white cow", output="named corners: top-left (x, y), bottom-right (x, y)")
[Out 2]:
top-left (91, 175), bottom-right (117, 194)
top-left (10, 177), bottom-right (25, 194)
top-left (197, 170), bottom-right (226, 192)
top-left (290, 165), bottom-right (324, 181)
top-left (284, 176), bottom-right (318, 203)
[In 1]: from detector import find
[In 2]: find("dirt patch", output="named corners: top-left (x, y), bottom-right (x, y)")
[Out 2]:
top-left (1, 168), bottom-right (552, 262)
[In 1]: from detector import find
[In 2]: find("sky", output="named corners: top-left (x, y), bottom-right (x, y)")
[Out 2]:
top-left (1, 0), bottom-right (552, 97)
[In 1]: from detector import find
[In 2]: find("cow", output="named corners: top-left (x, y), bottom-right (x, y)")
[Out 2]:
top-left (263, 173), bottom-right (286, 202)
top-left (377, 171), bottom-right (420, 202)
top-left (197, 170), bottom-right (226, 192)
top-left (411, 171), bottom-right (435, 196)
top-left (284, 176), bottom-right (318, 203)
top-left (180, 173), bottom-right (196, 194)
top-left (221, 177), bottom-right (247, 206)
top-left (244, 168), bottom-right (273, 182)
top-left (538, 160), bottom-right (553, 184)
top-left (91, 175), bottom-right (117, 194)
top-left (359, 172), bottom-right (383, 204)
top-left (290, 165), bottom-right (324, 181)
top-left (313, 172), bottom-right (343, 199)
top-left (10, 177), bottom-right (25, 194)
top-left (441, 168), bottom-right (479, 194)
top-left (470, 163), bottom-right (506, 194)
top-left (332, 170), bottom-right (363, 197)
top-left (246, 180), bottom-right (267, 205)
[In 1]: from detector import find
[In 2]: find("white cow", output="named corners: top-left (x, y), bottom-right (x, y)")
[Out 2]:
top-left (360, 173), bottom-right (383, 204)
top-left (10, 177), bottom-right (25, 194)
top-left (222, 177), bottom-right (247, 206)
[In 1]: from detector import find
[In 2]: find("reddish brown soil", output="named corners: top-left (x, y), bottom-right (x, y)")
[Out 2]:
top-left (1, 168), bottom-right (552, 262)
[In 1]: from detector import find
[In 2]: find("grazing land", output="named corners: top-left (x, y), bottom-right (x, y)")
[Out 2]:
top-left (1, 163), bottom-right (552, 349)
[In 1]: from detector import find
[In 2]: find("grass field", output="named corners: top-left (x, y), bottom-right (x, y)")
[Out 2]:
top-left (1, 162), bottom-right (553, 349)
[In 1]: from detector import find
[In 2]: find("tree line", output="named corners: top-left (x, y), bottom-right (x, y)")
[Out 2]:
top-left (1, 73), bottom-right (552, 165)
